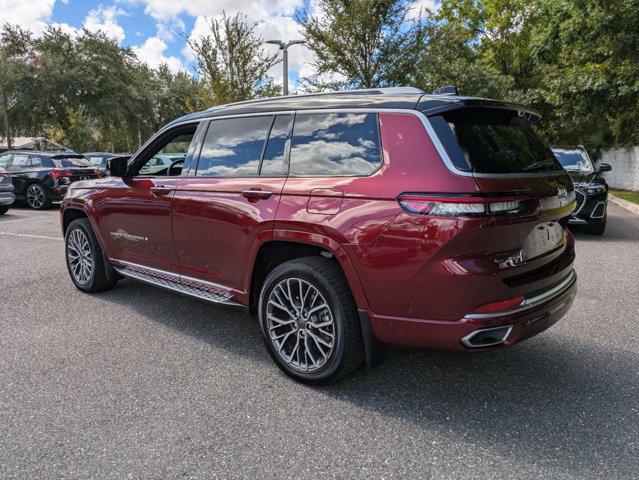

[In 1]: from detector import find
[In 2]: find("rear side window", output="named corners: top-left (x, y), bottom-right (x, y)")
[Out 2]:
top-left (197, 116), bottom-right (272, 177)
top-left (29, 156), bottom-right (42, 167)
top-left (290, 113), bottom-right (382, 176)
top-left (430, 108), bottom-right (562, 174)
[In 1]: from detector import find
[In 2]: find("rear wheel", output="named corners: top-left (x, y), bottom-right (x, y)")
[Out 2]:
top-left (0, 205), bottom-right (9, 215)
top-left (25, 183), bottom-right (51, 210)
top-left (587, 216), bottom-right (606, 235)
top-left (65, 218), bottom-right (118, 292)
top-left (258, 257), bottom-right (364, 385)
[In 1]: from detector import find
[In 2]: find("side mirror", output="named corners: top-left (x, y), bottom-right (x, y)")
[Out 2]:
top-left (106, 156), bottom-right (129, 177)
top-left (598, 163), bottom-right (612, 173)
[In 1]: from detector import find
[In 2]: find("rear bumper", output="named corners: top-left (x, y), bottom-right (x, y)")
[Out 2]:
top-left (0, 190), bottom-right (15, 206)
top-left (369, 269), bottom-right (577, 350)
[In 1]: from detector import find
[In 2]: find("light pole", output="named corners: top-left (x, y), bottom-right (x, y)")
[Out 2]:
top-left (265, 40), bottom-right (304, 96)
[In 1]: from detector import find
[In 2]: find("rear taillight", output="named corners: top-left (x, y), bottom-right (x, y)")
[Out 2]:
top-left (51, 171), bottom-right (72, 185)
top-left (471, 296), bottom-right (525, 315)
top-left (397, 194), bottom-right (523, 217)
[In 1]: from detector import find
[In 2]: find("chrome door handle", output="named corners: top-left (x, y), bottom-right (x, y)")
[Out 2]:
top-left (241, 189), bottom-right (273, 200)
top-left (151, 185), bottom-right (172, 195)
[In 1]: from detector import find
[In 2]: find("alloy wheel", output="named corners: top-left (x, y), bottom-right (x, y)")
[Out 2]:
top-left (67, 228), bottom-right (94, 285)
top-left (266, 277), bottom-right (336, 373)
top-left (26, 184), bottom-right (45, 209)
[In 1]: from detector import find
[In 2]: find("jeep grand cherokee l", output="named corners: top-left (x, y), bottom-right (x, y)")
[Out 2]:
top-left (61, 87), bottom-right (578, 384)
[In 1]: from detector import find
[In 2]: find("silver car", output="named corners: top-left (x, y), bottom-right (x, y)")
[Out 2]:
top-left (0, 163), bottom-right (16, 215)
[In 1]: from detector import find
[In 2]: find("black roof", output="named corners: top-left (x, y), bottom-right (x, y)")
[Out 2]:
top-left (167, 87), bottom-right (539, 127)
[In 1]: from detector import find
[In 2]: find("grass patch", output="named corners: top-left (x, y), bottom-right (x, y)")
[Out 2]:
top-left (611, 189), bottom-right (639, 205)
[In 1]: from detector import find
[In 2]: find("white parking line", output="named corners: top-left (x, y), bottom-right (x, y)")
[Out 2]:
top-left (0, 231), bottom-right (62, 240)
top-left (0, 215), bottom-right (56, 224)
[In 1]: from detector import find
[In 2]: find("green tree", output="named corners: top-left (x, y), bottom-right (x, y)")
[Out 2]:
top-left (185, 12), bottom-right (280, 105)
top-left (0, 25), bottom-right (34, 149)
top-left (299, 0), bottom-right (424, 90)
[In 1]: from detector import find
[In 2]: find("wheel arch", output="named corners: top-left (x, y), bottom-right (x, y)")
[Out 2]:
top-left (246, 230), bottom-right (370, 316)
top-left (61, 203), bottom-right (109, 255)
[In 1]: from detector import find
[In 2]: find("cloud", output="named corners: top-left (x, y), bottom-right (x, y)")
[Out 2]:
top-left (132, 36), bottom-right (185, 72)
top-left (407, 0), bottom-right (440, 19)
top-left (0, 0), bottom-right (55, 35)
top-left (139, 0), bottom-right (302, 22)
top-left (84, 5), bottom-right (127, 44)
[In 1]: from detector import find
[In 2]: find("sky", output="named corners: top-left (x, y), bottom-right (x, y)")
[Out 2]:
top-left (0, 0), bottom-right (437, 90)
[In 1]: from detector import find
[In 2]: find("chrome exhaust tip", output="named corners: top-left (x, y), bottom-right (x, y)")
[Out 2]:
top-left (461, 325), bottom-right (513, 349)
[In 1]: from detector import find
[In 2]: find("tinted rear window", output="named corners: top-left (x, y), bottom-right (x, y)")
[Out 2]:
top-left (430, 108), bottom-right (562, 174)
top-left (51, 157), bottom-right (94, 168)
top-left (290, 113), bottom-right (382, 176)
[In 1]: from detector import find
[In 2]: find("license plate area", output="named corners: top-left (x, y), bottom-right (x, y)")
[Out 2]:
top-left (521, 221), bottom-right (565, 261)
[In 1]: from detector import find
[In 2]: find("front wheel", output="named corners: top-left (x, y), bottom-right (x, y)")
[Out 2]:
top-left (0, 205), bottom-right (9, 215)
top-left (65, 218), bottom-right (118, 292)
top-left (25, 183), bottom-right (51, 210)
top-left (258, 257), bottom-right (364, 385)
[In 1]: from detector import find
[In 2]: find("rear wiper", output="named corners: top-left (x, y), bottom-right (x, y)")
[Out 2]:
top-left (523, 159), bottom-right (555, 172)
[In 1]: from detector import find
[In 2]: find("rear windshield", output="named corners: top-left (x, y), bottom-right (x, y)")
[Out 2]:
top-left (429, 108), bottom-right (562, 174)
top-left (551, 149), bottom-right (594, 173)
top-left (51, 156), bottom-right (94, 168)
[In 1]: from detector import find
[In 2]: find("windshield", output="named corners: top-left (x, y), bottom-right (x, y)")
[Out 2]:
top-left (551, 149), bottom-right (594, 173)
top-left (51, 156), bottom-right (94, 168)
top-left (429, 108), bottom-right (563, 174)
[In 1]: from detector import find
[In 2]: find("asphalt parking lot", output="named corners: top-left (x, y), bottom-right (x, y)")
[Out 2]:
top-left (1, 204), bottom-right (638, 479)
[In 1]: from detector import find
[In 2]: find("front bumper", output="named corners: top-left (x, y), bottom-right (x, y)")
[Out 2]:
top-left (369, 270), bottom-right (577, 350)
top-left (569, 190), bottom-right (607, 224)
top-left (0, 190), bottom-right (15, 206)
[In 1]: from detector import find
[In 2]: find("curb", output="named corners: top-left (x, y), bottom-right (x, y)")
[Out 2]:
top-left (609, 194), bottom-right (639, 215)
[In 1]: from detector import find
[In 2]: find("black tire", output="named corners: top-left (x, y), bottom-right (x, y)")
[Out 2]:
top-left (0, 205), bottom-right (9, 215)
top-left (258, 256), bottom-right (364, 385)
top-left (587, 216), bottom-right (606, 235)
top-left (25, 183), bottom-right (51, 210)
top-left (65, 218), bottom-right (118, 292)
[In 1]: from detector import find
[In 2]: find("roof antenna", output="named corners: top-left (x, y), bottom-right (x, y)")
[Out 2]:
top-left (433, 86), bottom-right (458, 96)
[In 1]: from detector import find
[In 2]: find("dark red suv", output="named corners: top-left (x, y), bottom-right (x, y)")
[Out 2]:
top-left (61, 87), bottom-right (577, 384)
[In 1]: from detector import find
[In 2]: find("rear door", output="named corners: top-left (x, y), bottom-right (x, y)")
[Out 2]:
top-left (427, 106), bottom-right (575, 271)
top-left (171, 114), bottom-right (292, 293)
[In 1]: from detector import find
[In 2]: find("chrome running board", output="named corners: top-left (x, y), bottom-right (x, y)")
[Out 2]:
top-left (113, 261), bottom-right (243, 307)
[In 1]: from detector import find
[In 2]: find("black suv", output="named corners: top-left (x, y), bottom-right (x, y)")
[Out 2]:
top-left (0, 151), bottom-right (100, 209)
top-left (551, 146), bottom-right (612, 235)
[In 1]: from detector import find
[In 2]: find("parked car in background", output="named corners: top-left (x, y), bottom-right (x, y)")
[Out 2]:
top-left (551, 146), bottom-right (612, 235)
top-left (0, 168), bottom-right (16, 215)
top-left (61, 87), bottom-right (578, 384)
top-left (0, 151), bottom-right (100, 209)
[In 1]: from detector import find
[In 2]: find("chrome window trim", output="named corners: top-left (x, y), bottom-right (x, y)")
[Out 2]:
top-left (465, 269), bottom-right (576, 319)
top-left (134, 107), bottom-right (569, 180)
